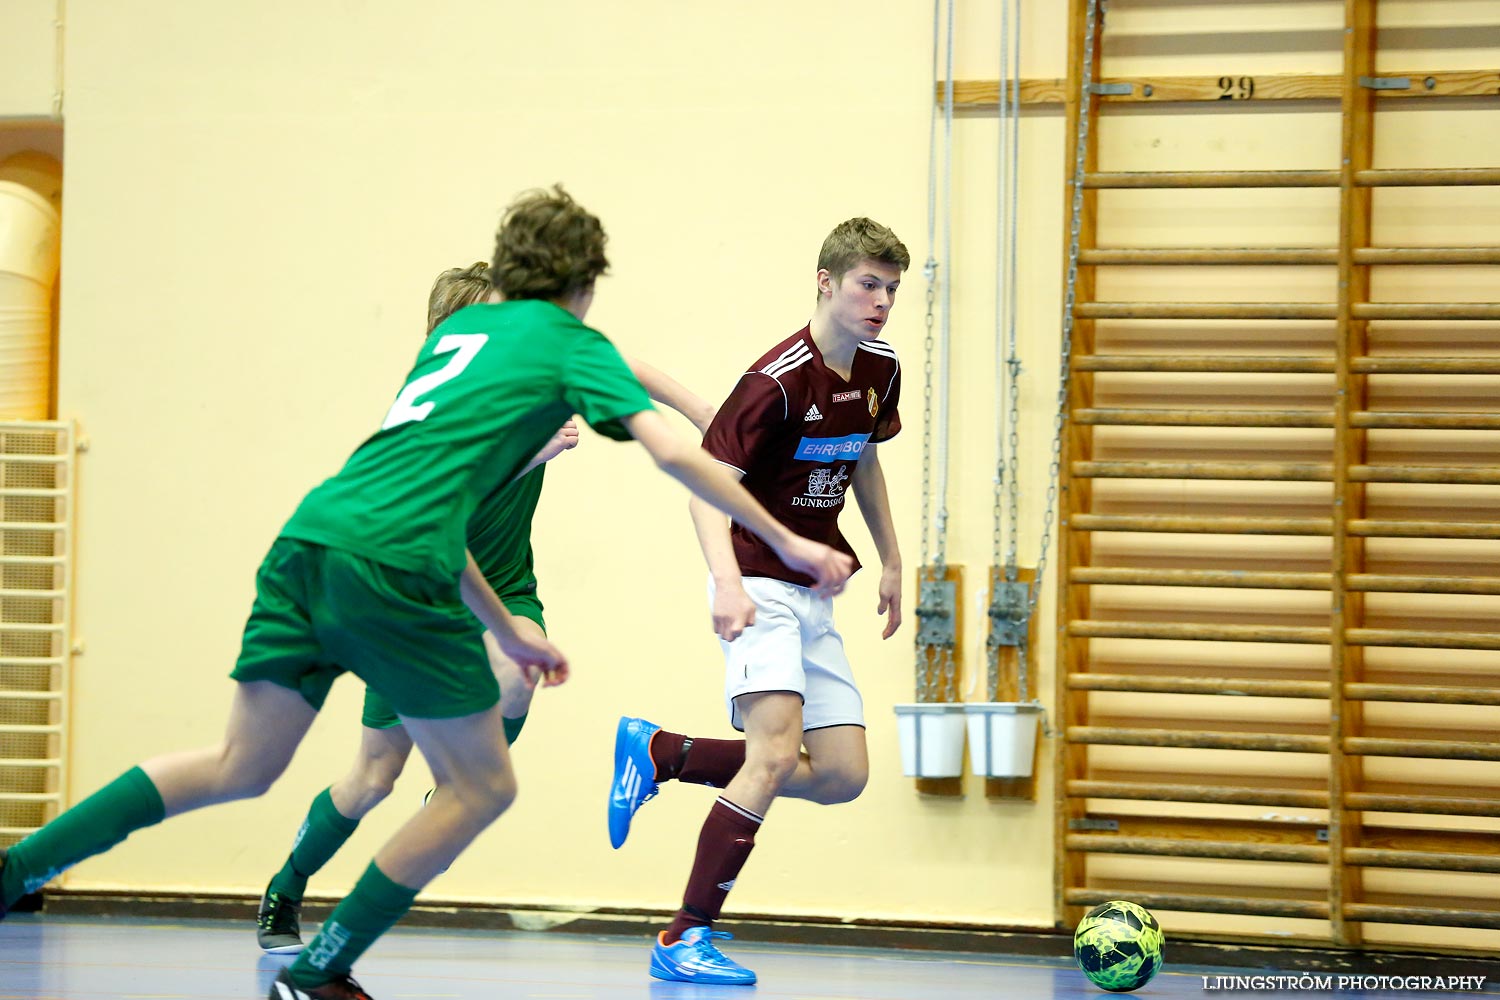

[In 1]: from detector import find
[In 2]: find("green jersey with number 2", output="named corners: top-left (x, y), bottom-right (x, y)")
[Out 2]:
top-left (281, 299), bottom-right (651, 580)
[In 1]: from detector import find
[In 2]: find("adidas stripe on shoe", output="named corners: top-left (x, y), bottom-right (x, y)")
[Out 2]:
top-left (608, 716), bottom-right (661, 849)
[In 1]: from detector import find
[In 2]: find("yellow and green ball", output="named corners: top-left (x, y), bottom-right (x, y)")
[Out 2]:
top-left (1073, 900), bottom-right (1165, 992)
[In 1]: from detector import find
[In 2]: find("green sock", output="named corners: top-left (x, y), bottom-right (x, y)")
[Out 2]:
top-left (289, 861), bottom-right (418, 986)
top-left (1, 766), bottom-right (164, 908)
top-left (269, 787), bottom-right (359, 901)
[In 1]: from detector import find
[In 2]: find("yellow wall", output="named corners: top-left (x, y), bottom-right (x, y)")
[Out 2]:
top-left (0, 0), bottom-right (57, 119)
top-left (33, 0), bottom-right (1064, 927)
top-left (0, 0), bottom-right (1494, 937)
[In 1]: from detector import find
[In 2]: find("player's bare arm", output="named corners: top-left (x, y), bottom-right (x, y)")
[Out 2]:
top-left (688, 492), bottom-right (758, 641)
top-left (513, 418), bottom-right (581, 480)
top-left (459, 550), bottom-right (568, 684)
top-left (620, 409), bottom-right (853, 595)
top-left (626, 357), bottom-right (717, 434)
top-left (849, 444), bottom-right (903, 639)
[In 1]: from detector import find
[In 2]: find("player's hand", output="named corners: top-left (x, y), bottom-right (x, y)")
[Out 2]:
top-left (499, 631), bottom-right (570, 688)
top-left (531, 419), bottom-right (580, 466)
top-left (711, 581), bottom-right (757, 642)
top-left (877, 563), bottom-right (903, 639)
top-left (778, 537), bottom-right (854, 597)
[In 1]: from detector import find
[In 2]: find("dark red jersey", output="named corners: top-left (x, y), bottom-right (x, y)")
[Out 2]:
top-left (703, 326), bottom-right (901, 587)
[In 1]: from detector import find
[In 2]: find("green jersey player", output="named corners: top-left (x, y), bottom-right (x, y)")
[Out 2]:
top-left (253, 261), bottom-right (718, 955)
top-left (0, 186), bottom-right (853, 1000)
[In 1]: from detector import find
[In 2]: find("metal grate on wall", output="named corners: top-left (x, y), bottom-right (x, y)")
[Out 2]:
top-left (0, 421), bottom-right (74, 849)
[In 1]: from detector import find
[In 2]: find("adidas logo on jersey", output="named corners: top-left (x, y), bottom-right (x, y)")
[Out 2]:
top-left (804, 404), bottom-right (823, 421)
top-left (717, 879), bottom-right (737, 891)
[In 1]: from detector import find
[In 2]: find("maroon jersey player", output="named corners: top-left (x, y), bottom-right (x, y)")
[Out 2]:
top-left (607, 218), bottom-right (909, 986)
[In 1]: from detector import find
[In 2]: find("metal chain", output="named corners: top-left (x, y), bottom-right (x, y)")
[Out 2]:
top-left (989, 0), bottom-right (1021, 703)
top-left (916, 0), bottom-right (950, 702)
top-left (919, 0), bottom-right (941, 579)
top-left (1003, 0), bottom-right (1023, 588)
top-left (1016, 0), bottom-right (1103, 684)
top-left (933, 0), bottom-right (955, 573)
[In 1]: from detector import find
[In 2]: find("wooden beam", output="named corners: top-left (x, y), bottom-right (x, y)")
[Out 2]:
top-left (1069, 726), bottom-right (1331, 753)
top-left (1086, 171), bottom-right (1338, 189)
top-left (1069, 779), bottom-right (1329, 809)
top-left (1344, 682), bottom-right (1500, 706)
top-left (1074, 355), bottom-right (1335, 374)
top-left (1070, 621), bottom-right (1332, 644)
top-left (1054, 0), bottom-right (1102, 933)
top-left (1075, 301), bottom-right (1336, 320)
top-left (1081, 247), bottom-right (1339, 264)
top-left (1069, 567), bottom-right (1332, 590)
top-left (1070, 514), bottom-right (1333, 536)
top-left (1065, 887), bottom-right (1329, 920)
top-left (939, 70), bottom-right (1500, 108)
top-left (1329, 0), bottom-right (1375, 947)
top-left (1344, 903), bottom-right (1500, 930)
top-left (1070, 673), bottom-right (1330, 697)
top-left (1072, 461), bottom-right (1334, 482)
top-left (1345, 737), bottom-right (1500, 762)
top-left (1073, 408), bottom-right (1334, 428)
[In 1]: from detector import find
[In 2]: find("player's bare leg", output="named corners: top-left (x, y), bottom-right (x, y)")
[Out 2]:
top-left (257, 723), bottom-right (418, 954)
top-left (377, 705), bottom-right (517, 886)
top-left (649, 691), bottom-right (804, 987)
top-left (1, 681), bottom-right (315, 917)
top-left (486, 625), bottom-right (539, 734)
top-left (721, 691), bottom-right (803, 815)
top-left (281, 702), bottom-right (515, 991)
top-left (142, 680), bottom-right (318, 812)
top-left (331, 726), bottom-right (416, 819)
top-left (775, 725), bottom-right (866, 804)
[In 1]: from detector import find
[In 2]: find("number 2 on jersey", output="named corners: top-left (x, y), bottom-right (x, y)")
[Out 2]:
top-left (381, 333), bottom-right (489, 430)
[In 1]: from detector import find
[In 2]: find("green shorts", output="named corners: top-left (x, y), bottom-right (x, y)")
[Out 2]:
top-left (230, 538), bottom-right (499, 720)
top-left (360, 596), bottom-right (545, 730)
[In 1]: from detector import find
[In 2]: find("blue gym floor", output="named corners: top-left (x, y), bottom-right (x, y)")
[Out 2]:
top-left (0, 914), bottom-right (1493, 999)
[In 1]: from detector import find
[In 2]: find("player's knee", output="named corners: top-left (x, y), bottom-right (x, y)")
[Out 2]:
top-left (357, 753), bottom-right (406, 803)
top-left (220, 752), bottom-right (284, 799)
top-left (748, 748), bottom-right (800, 790)
top-left (817, 766), bottom-right (868, 805)
top-left (497, 684), bottom-right (534, 720)
top-left (453, 770), bottom-right (518, 823)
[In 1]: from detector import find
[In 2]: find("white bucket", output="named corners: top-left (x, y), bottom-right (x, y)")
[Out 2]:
top-left (0, 181), bottom-right (59, 420)
top-left (964, 702), bottom-right (1043, 778)
top-left (893, 703), bottom-right (967, 778)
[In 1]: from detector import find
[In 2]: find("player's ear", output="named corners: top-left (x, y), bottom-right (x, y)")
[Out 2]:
top-left (816, 268), bottom-right (835, 299)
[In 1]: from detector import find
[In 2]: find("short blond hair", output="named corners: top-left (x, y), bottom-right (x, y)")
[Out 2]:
top-left (817, 217), bottom-right (911, 283)
top-left (426, 262), bottom-right (492, 334)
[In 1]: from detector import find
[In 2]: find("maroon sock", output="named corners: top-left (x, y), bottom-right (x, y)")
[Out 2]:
top-left (649, 732), bottom-right (746, 787)
top-left (664, 797), bottom-right (762, 944)
top-left (678, 738), bottom-right (746, 788)
top-left (648, 731), bottom-right (688, 781)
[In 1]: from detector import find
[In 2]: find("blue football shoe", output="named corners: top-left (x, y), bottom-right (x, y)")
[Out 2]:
top-left (649, 927), bottom-right (757, 985)
top-left (608, 716), bottom-right (660, 849)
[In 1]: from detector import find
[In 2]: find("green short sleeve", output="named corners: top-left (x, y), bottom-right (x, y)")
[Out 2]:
top-left (563, 332), bottom-right (654, 441)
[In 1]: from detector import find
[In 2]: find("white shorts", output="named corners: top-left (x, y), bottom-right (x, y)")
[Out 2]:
top-left (710, 575), bottom-right (865, 733)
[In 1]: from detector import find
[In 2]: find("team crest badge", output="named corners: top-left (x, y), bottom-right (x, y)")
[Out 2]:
top-left (867, 387), bottom-right (879, 417)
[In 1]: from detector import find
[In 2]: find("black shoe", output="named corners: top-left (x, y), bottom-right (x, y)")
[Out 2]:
top-left (256, 884), bottom-right (305, 954)
top-left (268, 968), bottom-right (373, 999)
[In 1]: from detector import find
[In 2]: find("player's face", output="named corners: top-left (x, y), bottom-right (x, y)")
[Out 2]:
top-left (821, 260), bottom-right (902, 341)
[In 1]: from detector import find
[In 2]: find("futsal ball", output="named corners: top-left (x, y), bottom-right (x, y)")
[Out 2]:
top-left (1073, 900), bottom-right (1164, 992)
